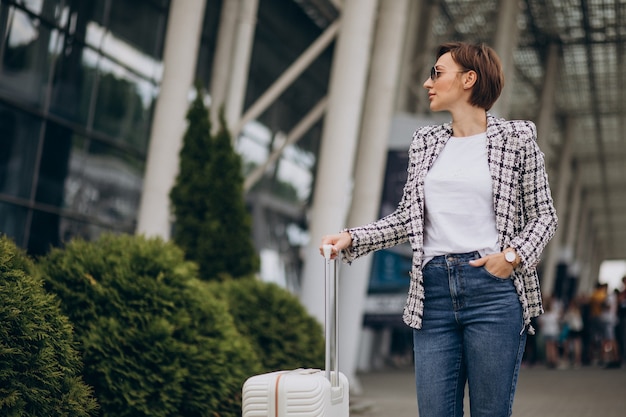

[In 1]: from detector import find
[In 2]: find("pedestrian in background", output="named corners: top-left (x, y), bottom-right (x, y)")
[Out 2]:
top-left (320, 42), bottom-right (557, 417)
top-left (600, 288), bottom-right (621, 368)
top-left (588, 282), bottom-right (608, 364)
top-left (562, 297), bottom-right (584, 368)
top-left (537, 297), bottom-right (561, 369)
top-left (618, 276), bottom-right (626, 364)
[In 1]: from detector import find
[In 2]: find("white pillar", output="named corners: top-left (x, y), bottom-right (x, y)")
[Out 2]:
top-left (136, 0), bottom-right (207, 238)
top-left (338, 0), bottom-right (410, 393)
top-left (224, 0), bottom-right (259, 132)
top-left (210, 0), bottom-right (240, 130)
top-left (575, 208), bottom-right (594, 294)
top-left (532, 43), bottom-right (561, 293)
top-left (535, 43), bottom-right (560, 155)
top-left (563, 172), bottom-right (582, 262)
top-left (562, 173), bottom-right (582, 290)
top-left (571, 196), bottom-right (590, 294)
top-left (589, 247), bottom-right (603, 289)
top-left (357, 327), bottom-right (375, 372)
top-left (491, 0), bottom-right (522, 118)
top-left (541, 118), bottom-right (574, 297)
top-left (299, 0), bottom-right (378, 331)
top-left (375, 327), bottom-right (393, 369)
top-left (395, 0), bottom-right (438, 114)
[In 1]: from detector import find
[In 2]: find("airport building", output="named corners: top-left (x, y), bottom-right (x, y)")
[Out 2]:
top-left (2, 0), bottom-right (625, 387)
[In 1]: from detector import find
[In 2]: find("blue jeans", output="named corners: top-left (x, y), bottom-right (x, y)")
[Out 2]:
top-left (413, 252), bottom-right (526, 417)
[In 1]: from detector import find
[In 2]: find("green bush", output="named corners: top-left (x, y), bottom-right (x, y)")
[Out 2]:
top-left (213, 278), bottom-right (325, 373)
top-left (0, 235), bottom-right (98, 416)
top-left (38, 234), bottom-right (261, 417)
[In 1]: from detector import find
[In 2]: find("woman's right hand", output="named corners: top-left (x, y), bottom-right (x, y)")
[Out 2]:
top-left (319, 232), bottom-right (352, 259)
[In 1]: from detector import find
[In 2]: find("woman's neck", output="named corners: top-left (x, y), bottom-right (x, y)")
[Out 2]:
top-left (450, 107), bottom-right (488, 137)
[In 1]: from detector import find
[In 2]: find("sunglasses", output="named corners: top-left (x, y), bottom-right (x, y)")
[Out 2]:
top-left (430, 66), bottom-right (470, 81)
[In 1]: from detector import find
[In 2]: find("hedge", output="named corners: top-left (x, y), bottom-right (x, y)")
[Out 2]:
top-left (0, 235), bottom-right (98, 416)
top-left (38, 234), bottom-right (261, 417)
top-left (212, 277), bottom-right (325, 373)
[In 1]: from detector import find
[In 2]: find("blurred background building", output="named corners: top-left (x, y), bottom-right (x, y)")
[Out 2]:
top-left (1, 0), bottom-right (626, 389)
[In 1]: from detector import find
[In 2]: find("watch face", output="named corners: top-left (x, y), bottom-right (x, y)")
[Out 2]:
top-left (505, 251), bottom-right (516, 262)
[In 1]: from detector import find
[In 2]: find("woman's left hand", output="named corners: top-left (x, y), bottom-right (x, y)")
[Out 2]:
top-left (469, 253), bottom-right (514, 279)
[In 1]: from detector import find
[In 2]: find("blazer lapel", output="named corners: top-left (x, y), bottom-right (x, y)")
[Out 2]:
top-left (424, 123), bottom-right (452, 172)
top-left (411, 123), bottom-right (451, 254)
top-left (485, 115), bottom-right (519, 247)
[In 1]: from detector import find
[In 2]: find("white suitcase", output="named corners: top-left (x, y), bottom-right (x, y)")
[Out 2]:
top-left (242, 245), bottom-right (349, 417)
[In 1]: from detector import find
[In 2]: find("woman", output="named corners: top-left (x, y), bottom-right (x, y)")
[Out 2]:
top-left (320, 42), bottom-right (557, 417)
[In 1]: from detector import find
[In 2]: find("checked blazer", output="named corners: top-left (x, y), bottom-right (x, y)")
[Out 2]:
top-left (343, 114), bottom-right (558, 334)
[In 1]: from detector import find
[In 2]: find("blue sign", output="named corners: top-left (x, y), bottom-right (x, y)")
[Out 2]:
top-left (369, 248), bottom-right (412, 293)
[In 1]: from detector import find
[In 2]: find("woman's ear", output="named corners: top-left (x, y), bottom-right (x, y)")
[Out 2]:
top-left (463, 70), bottom-right (478, 89)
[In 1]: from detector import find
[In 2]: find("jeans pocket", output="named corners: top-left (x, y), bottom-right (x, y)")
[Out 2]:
top-left (482, 265), bottom-right (512, 281)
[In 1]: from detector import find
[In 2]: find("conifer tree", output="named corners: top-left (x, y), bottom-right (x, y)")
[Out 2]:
top-left (169, 85), bottom-right (213, 267)
top-left (170, 86), bottom-right (259, 279)
top-left (198, 109), bottom-right (259, 278)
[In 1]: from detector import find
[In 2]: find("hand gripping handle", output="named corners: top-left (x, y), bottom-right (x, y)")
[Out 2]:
top-left (322, 244), bottom-right (339, 387)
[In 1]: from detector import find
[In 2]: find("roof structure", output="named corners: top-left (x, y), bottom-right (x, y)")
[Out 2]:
top-left (429, 0), bottom-right (626, 261)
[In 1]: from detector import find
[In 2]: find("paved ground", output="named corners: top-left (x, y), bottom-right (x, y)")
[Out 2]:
top-left (350, 365), bottom-right (626, 416)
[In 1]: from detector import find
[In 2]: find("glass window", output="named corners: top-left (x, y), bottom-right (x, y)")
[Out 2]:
top-left (58, 216), bottom-right (113, 246)
top-left (35, 121), bottom-right (73, 206)
top-left (74, 139), bottom-right (144, 228)
top-left (275, 144), bottom-right (314, 203)
top-left (0, 201), bottom-right (28, 247)
top-left (107, 0), bottom-right (167, 59)
top-left (13, 0), bottom-right (59, 17)
top-left (99, 28), bottom-right (163, 81)
top-left (48, 38), bottom-right (98, 125)
top-left (61, 133), bottom-right (93, 214)
top-left (0, 7), bottom-right (55, 106)
top-left (35, 124), bottom-right (145, 230)
top-left (92, 56), bottom-right (156, 151)
top-left (67, 0), bottom-right (108, 49)
top-left (27, 209), bottom-right (60, 254)
top-left (147, 0), bottom-right (170, 9)
top-left (23, 0), bottom-right (109, 50)
top-left (0, 103), bottom-right (42, 199)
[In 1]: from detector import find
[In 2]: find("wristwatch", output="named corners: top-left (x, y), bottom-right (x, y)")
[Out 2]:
top-left (504, 248), bottom-right (519, 267)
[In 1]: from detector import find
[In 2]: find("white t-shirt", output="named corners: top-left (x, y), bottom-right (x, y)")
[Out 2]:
top-left (423, 132), bottom-right (500, 263)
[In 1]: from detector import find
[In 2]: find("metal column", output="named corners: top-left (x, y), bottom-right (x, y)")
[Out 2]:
top-left (136, 0), bottom-right (207, 238)
top-left (299, 0), bottom-right (379, 332)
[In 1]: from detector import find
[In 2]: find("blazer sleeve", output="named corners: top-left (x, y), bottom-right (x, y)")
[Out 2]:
top-left (509, 123), bottom-right (558, 268)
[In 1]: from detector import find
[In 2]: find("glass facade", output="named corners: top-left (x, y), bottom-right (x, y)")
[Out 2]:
top-left (0, 0), bottom-right (168, 254)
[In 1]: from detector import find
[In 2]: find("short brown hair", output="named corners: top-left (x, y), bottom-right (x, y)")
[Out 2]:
top-left (436, 42), bottom-right (504, 110)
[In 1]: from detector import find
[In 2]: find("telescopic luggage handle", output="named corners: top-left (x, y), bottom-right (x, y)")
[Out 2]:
top-left (322, 244), bottom-right (339, 387)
